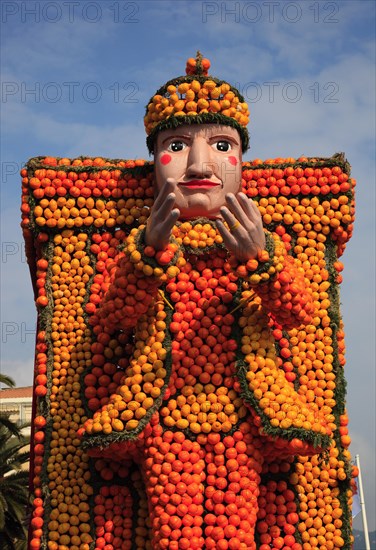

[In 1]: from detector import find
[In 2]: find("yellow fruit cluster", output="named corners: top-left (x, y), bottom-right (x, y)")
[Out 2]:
top-left (33, 196), bottom-right (153, 229)
top-left (240, 298), bottom-right (332, 437)
top-left (290, 442), bottom-right (353, 549)
top-left (172, 220), bottom-right (224, 249)
top-left (85, 297), bottom-right (168, 436)
top-left (144, 78), bottom-right (250, 136)
top-left (45, 231), bottom-right (94, 550)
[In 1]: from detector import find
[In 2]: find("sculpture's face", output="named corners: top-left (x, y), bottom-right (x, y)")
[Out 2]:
top-left (154, 124), bottom-right (242, 219)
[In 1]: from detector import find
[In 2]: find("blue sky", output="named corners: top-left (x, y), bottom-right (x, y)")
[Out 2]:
top-left (1, 0), bottom-right (375, 531)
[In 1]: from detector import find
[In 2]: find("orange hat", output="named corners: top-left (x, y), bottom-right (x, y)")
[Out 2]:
top-left (144, 51), bottom-right (250, 154)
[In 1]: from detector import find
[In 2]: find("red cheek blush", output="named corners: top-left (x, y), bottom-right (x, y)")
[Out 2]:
top-left (160, 154), bottom-right (172, 165)
top-left (228, 156), bottom-right (238, 166)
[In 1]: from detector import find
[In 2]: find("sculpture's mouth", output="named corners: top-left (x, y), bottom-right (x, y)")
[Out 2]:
top-left (179, 179), bottom-right (220, 189)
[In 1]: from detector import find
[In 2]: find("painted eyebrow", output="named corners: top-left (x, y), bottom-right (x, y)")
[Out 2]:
top-left (209, 134), bottom-right (240, 144)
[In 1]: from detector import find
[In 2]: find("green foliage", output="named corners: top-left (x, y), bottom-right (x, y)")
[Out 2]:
top-left (0, 374), bottom-right (16, 389)
top-left (0, 374), bottom-right (31, 550)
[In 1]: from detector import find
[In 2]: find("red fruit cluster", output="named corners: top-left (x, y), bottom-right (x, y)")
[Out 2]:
top-left (93, 480), bottom-right (150, 550)
top-left (141, 421), bottom-right (264, 550)
top-left (35, 257), bottom-right (49, 308)
top-left (257, 253), bottom-right (315, 330)
top-left (242, 164), bottom-right (351, 198)
top-left (257, 480), bottom-right (301, 550)
top-left (185, 55), bottom-right (211, 76)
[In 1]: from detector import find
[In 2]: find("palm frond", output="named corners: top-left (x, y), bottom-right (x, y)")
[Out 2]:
top-left (1, 510), bottom-right (28, 540)
top-left (0, 374), bottom-right (16, 388)
top-left (0, 531), bottom-right (15, 550)
top-left (0, 389), bottom-right (30, 550)
top-left (0, 472), bottom-right (30, 490)
top-left (3, 496), bottom-right (28, 524)
top-left (0, 415), bottom-right (24, 439)
top-left (0, 444), bottom-right (30, 476)
top-left (0, 493), bottom-right (6, 529)
top-left (15, 539), bottom-right (28, 550)
top-left (7, 450), bottom-right (31, 468)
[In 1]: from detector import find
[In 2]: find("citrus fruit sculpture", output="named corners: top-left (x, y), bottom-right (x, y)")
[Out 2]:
top-left (22, 54), bottom-right (357, 550)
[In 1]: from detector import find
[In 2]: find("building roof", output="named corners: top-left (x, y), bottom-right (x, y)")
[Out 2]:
top-left (0, 386), bottom-right (33, 400)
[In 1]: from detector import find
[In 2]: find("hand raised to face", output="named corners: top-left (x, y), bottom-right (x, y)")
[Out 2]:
top-left (216, 192), bottom-right (266, 262)
top-left (144, 178), bottom-right (180, 250)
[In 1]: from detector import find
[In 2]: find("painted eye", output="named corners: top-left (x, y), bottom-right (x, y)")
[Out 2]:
top-left (167, 141), bottom-right (186, 152)
top-left (213, 140), bottom-right (232, 152)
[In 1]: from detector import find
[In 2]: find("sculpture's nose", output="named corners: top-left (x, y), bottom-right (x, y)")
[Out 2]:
top-left (186, 136), bottom-right (214, 179)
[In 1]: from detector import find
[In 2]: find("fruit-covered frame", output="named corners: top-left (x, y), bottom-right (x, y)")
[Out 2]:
top-left (21, 153), bottom-right (356, 550)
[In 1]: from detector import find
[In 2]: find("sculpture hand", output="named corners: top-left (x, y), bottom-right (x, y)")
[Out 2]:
top-left (145, 178), bottom-right (180, 250)
top-left (215, 192), bottom-right (266, 262)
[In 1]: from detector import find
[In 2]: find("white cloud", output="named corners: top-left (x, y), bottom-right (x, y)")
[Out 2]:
top-left (2, 7), bottom-right (117, 79)
top-left (3, 101), bottom-right (148, 159)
